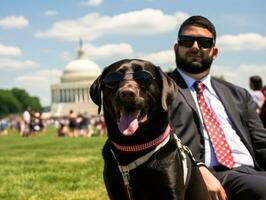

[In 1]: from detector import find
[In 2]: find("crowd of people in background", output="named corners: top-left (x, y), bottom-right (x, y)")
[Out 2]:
top-left (0, 107), bottom-right (106, 138)
top-left (19, 106), bottom-right (44, 136)
top-left (56, 110), bottom-right (106, 137)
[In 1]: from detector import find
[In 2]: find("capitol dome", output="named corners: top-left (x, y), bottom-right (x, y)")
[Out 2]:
top-left (50, 39), bottom-right (101, 117)
top-left (61, 44), bottom-right (101, 83)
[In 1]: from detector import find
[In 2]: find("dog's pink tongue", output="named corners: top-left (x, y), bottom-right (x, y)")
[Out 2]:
top-left (118, 111), bottom-right (139, 136)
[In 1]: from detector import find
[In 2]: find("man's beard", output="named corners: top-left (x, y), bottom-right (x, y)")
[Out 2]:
top-left (175, 52), bottom-right (213, 74)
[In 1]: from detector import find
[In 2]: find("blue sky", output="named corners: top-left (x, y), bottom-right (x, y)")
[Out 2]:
top-left (0, 0), bottom-right (265, 106)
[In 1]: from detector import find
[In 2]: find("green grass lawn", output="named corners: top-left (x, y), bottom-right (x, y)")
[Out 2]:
top-left (0, 127), bottom-right (109, 200)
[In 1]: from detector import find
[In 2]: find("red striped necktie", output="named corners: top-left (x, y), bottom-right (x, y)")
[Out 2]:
top-left (194, 81), bottom-right (235, 169)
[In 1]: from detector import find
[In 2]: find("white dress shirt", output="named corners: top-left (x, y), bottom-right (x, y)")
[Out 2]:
top-left (178, 69), bottom-right (254, 168)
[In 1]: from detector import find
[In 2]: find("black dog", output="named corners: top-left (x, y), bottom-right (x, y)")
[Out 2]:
top-left (90, 59), bottom-right (208, 200)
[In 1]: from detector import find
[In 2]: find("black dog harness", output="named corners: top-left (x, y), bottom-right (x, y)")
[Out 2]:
top-left (110, 130), bottom-right (196, 200)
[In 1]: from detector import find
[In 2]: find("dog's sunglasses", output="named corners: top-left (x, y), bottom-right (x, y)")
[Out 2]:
top-left (103, 70), bottom-right (155, 88)
top-left (178, 35), bottom-right (214, 49)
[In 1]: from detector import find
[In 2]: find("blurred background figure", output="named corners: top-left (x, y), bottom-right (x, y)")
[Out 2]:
top-left (68, 109), bottom-right (78, 137)
top-left (31, 112), bottom-right (44, 133)
top-left (0, 118), bottom-right (8, 135)
top-left (57, 117), bottom-right (69, 137)
top-left (80, 112), bottom-right (90, 137)
top-left (95, 116), bottom-right (106, 136)
top-left (21, 106), bottom-right (32, 136)
top-left (249, 75), bottom-right (265, 115)
top-left (76, 113), bottom-right (84, 136)
top-left (260, 85), bottom-right (266, 128)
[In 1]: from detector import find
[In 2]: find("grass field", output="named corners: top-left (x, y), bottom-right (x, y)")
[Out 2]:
top-left (0, 127), bottom-right (109, 200)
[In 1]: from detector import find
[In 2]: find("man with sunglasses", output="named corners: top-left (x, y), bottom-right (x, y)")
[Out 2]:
top-left (169, 15), bottom-right (266, 200)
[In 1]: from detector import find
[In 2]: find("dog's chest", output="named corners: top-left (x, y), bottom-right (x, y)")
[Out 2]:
top-left (103, 139), bottom-right (186, 199)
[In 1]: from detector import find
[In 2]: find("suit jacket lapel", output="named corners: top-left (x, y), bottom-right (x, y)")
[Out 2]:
top-left (171, 69), bottom-right (199, 114)
top-left (170, 70), bottom-right (205, 140)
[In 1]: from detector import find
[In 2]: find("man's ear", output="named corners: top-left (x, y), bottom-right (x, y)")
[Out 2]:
top-left (174, 43), bottom-right (179, 52)
top-left (212, 47), bottom-right (218, 60)
top-left (156, 66), bottom-right (177, 111)
top-left (174, 43), bottom-right (179, 61)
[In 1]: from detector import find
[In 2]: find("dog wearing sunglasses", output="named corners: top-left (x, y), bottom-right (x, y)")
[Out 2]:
top-left (90, 59), bottom-right (208, 200)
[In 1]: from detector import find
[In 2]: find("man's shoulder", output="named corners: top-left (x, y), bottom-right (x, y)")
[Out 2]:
top-left (211, 77), bottom-right (244, 89)
top-left (211, 77), bottom-right (249, 96)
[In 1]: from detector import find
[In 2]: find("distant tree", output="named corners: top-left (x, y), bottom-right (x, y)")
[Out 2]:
top-left (11, 88), bottom-right (31, 110)
top-left (0, 93), bottom-right (9, 117)
top-left (11, 88), bottom-right (42, 111)
top-left (26, 96), bottom-right (42, 112)
top-left (0, 89), bottom-right (22, 117)
top-left (0, 88), bottom-right (42, 117)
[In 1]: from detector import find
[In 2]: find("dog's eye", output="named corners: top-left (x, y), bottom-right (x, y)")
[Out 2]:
top-left (103, 71), bottom-right (155, 89)
top-left (103, 72), bottom-right (123, 88)
top-left (133, 71), bottom-right (155, 88)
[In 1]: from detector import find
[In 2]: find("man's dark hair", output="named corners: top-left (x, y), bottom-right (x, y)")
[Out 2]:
top-left (178, 15), bottom-right (217, 43)
top-left (250, 75), bottom-right (263, 90)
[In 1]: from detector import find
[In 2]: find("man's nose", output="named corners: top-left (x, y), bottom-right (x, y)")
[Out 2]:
top-left (191, 40), bottom-right (200, 49)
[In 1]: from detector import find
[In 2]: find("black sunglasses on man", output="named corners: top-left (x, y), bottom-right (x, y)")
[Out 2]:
top-left (178, 35), bottom-right (215, 49)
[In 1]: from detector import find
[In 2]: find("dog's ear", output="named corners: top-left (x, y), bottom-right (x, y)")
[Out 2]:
top-left (156, 66), bottom-right (177, 111)
top-left (90, 74), bottom-right (103, 114)
top-left (90, 67), bottom-right (109, 114)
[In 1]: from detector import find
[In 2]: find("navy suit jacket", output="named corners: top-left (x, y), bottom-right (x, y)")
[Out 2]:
top-left (168, 69), bottom-right (266, 170)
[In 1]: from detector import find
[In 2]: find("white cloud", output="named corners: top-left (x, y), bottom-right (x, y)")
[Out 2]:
top-left (0, 16), bottom-right (29, 29)
top-left (83, 43), bottom-right (133, 59)
top-left (141, 49), bottom-right (175, 69)
top-left (35, 9), bottom-right (189, 41)
top-left (80, 0), bottom-right (103, 7)
top-left (59, 51), bottom-right (72, 62)
top-left (217, 33), bottom-right (266, 51)
top-left (16, 69), bottom-right (61, 85)
top-left (0, 58), bottom-right (39, 70)
top-left (15, 69), bottom-right (62, 105)
top-left (212, 63), bottom-right (266, 89)
top-left (44, 10), bottom-right (58, 16)
top-left (174, 11), bottom-right (191, 25)
top-left (0, 44), bottom-right (22, 56)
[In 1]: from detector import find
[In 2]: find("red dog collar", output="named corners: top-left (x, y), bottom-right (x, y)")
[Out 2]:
top-left (111, 125), bottom-right (171, 152)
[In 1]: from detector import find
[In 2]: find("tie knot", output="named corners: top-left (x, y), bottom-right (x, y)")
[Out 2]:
top-left (194, 81), bottom-right (204, 94)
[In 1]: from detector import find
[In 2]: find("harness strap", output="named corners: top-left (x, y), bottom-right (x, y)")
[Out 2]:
top-left (173, 134), bottom-right (189, 185)
top-left (119, 134), bottom-right (170, 172)
top-left (111, 134), bottom-right (170, 200)
top-left (110, 134), bottom-right (196, 199)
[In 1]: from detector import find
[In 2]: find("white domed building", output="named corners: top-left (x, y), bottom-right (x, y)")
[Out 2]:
top-left (50, 41), bottom-right (101, 117)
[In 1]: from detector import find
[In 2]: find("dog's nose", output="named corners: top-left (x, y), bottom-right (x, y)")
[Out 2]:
top-left (119, 88), bottom-right (136, 101)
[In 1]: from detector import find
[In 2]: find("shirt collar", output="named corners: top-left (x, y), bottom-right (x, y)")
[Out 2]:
top-left (177, 68), bottom-right (214, 93)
